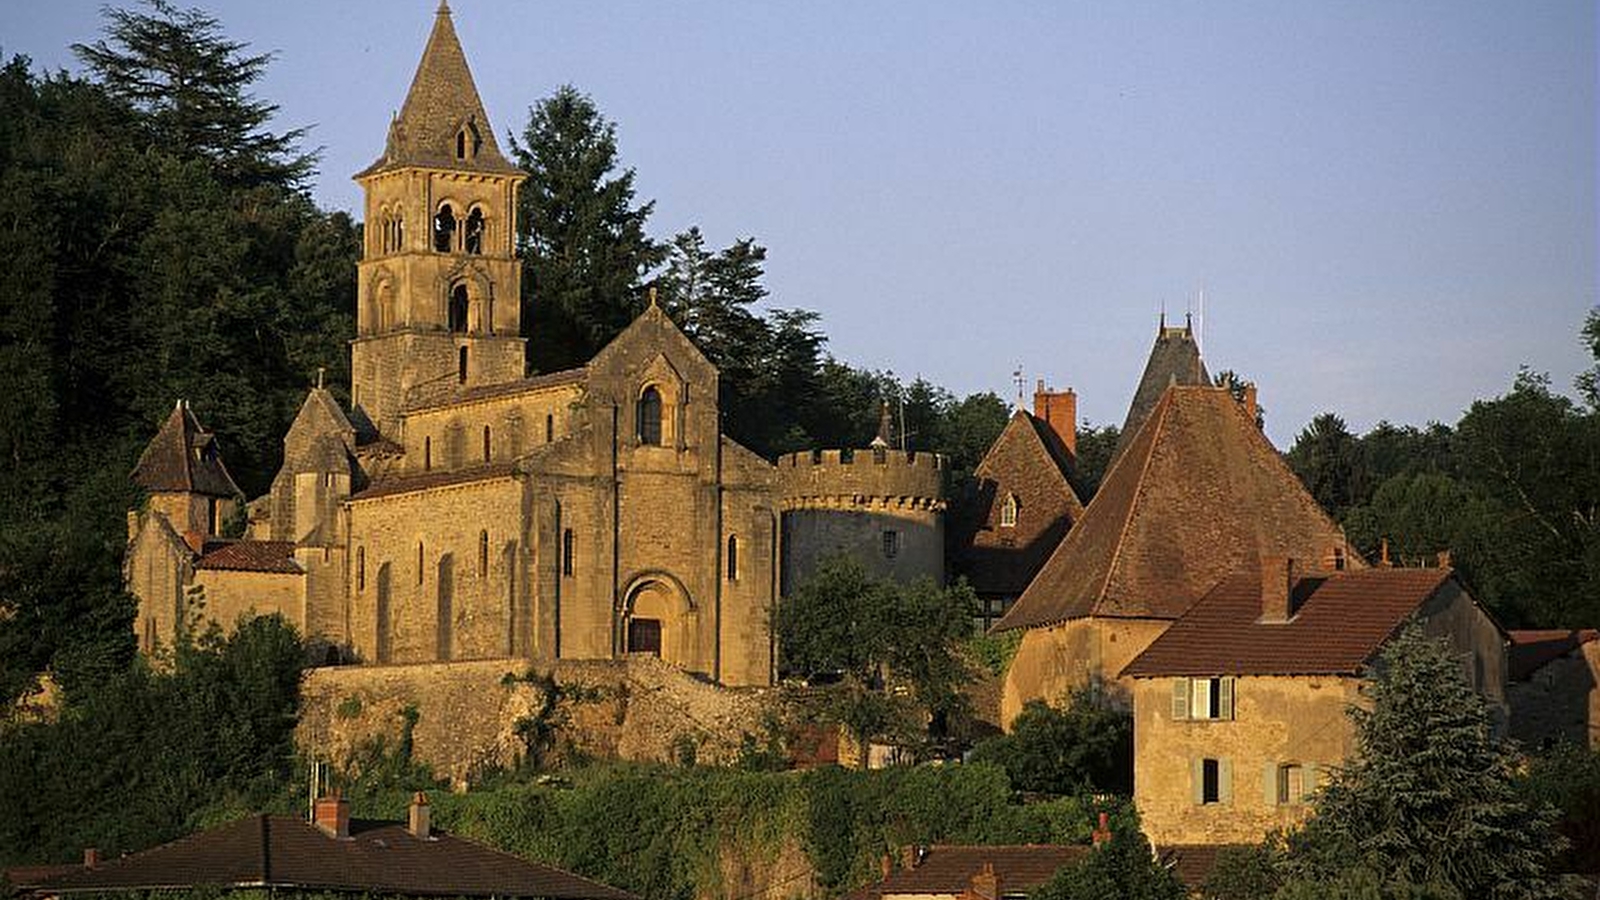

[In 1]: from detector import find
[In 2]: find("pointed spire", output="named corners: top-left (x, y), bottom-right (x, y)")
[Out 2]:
top-left (358, 4), bottom-right (520, 177)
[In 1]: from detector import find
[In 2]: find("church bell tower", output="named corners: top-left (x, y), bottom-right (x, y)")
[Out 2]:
top-left (351, 1), bottom-right (526, 436)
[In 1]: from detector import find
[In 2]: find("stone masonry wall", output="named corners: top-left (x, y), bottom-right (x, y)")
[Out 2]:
top-left (297, 656), bottom-right (772, 785)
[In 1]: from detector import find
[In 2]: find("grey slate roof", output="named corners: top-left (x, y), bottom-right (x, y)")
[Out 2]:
top-left (1115, 321), bottom-right (1210, 460)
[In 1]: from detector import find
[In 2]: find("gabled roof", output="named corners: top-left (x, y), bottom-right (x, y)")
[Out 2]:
top-left (33, 814), bottom-right (638, 900)
top-left (358, 4), bottom-right (520, 178)
top-left (282, 388), bottom-right (357, 474)
top-left (132, 402), bottom-right (243, 499)
top-left (1121, 566), bottom-right (1455, 677)
top-left (993, 386), bottom-right (1354, 631)
top-left (951, 411), bottom-right (1085, 597)
top-left (1508, 629), bottom-right (1600, 681)
top-left (195, 540), bottom-right (301, 575)
top-left (842, 845), bottom-right (1089, 900)
top-left (1115, 322), bottom-right (1209, 460)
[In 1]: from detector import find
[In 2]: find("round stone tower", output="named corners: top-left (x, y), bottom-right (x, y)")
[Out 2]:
top-left (776, 447), bottom-right (946, 596)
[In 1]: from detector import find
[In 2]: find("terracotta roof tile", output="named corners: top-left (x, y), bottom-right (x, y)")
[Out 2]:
top-left (951, 412), bottom-right (1085, 597)
top-left (350, 463), bottom-right (518, 501)
top-left (1156, 844), bottom-right (1243, 888)
top-left (1508, 629), bottom-right (1600, 681)
top-left (34, 814), bottom-right (637, 900)
top-left (842, 845), bottom-right (1089, 900)
top-left (994, 386), bottom-right (1354, 631)
top-left (358, 6), bottom-right (520, 177)
top-left (194, 540), bottom-right (301, 574)
top-left (132, 403), bottom-right (243, 499)
top-left (1121, 566), bottom-right (1455, 677)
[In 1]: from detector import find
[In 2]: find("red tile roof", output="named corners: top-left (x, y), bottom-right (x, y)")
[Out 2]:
top-left (1508, 629), bottom-right (1600, 681)
top-left (31, 814), bottom-right (637, 900)
top-left (350, 462), bottom-right (519, 501)
top-left (132, 403), bottom-right (243, 499)
top-left (951, 412), bottom-right (1085, 597)
top-left (842, 845), bottom-right (1089, 900)
top-left (994, 386), bottom-right (1354, 631)
top-left (1121, 566), bottom-right (1455, 677)
top-left (194, 541), bottom-right (301, 574)
top-left (1156, 844), bottom-right (1243, 888)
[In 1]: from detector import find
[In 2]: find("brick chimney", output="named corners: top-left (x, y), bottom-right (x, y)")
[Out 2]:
top-left (1090, 812), bottom-right (1113, 848)
top-left (1032, 380), bottom-right (1077, 458)
top-left (968, 862), bottom-right (1000, 900)
top-left (408, 791), bottom-right (431, 840)
top-left (313, 791), bottom-right (350, 839)
top-left (1261, 556), bottom-right (1296, 623)
top-left (83, 848), bottom-right (100, 869)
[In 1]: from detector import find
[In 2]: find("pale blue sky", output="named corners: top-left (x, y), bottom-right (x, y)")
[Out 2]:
top-left (4, 1), bottom-right (1594, 446)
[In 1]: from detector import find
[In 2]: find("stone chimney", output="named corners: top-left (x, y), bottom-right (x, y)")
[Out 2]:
top-left (1242, 383), bottom-right (1259, 427)
top-left (313, 791), bottom-right (351, 839)
top-left (408, 791), bottom-right (431, 839)
top-left (83, 848), bottom-right (100, 869)
top-left (1261, 556), bottom-right (1296, 623)
top-left (880, 854), bottom-right (893, 879)
top-left (901, 845), bottom-right (926, 869)
top-left (1032, 380), bottom-right (1077, 458)
top-left (1090, 812), bottom-right (1113, 848)
top-left (968, 862), bottom-right (1000, 900)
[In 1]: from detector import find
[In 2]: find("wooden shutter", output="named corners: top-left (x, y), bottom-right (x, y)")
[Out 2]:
top-left (1171, 678), bottom-right (1190, 721)
top-left (1219, 758), bottom-right (1234, 804)
top-left (1190, 758), bottom-right (1205, 805)
top-left (1304, 763), bottom-right (1319, 798)
top-left (1263, 762), bottom-right (1280, 806)
top-left (1219, 677), bottom-right (1235, 720)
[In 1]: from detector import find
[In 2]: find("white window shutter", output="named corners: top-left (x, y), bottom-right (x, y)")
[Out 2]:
top-left (1191, 758), bottom-right (1204, 805)
top-left (1219, 758), bottom-right (1234, 804)
top-left (1263, 762), bottom-right (1279, 806)
top-left (1220, 677), bottom-right (1235, 720)
top-left (1172, 678), bottom-right (1190, 720)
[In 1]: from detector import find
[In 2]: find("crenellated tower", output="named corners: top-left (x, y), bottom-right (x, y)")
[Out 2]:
top-left (351, 1), bottom-right (527, 436)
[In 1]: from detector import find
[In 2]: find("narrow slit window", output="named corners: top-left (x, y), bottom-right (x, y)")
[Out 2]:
top-left (458, 347), bottom-right (469, 384)
top-left (727, 535), bottom-right (739, 582)
top-left (482, 425), bottom-right (492, 462)
top-left (562, 528), bottom-right (575, 577)
top-left (356, 547), bottom-right (365, 591)
top-left (479, 530), bottom-right (489, 577)
top-left (417, 542), bottom-right (425, 585)
top-left (424, 436), bottom-right (432, 471)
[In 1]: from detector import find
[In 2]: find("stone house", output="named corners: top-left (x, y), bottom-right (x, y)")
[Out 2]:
top-left (990, 383), bottom-right (1354, 725)
top-left (1120, 562), bottom-right (1506, 847)
top-left (948, 381), bottom-right (1085, 632)
top-left (1507, 628), bottom-right (1600, 750)
top-left (125, 3), bottom-right (944, 690)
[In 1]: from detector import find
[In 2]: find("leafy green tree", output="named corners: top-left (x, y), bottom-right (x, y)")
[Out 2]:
top-left (1286, 413), bottom-right (1359, 516)
top-left (513, 85), bottom-right (662, 371)
top-left (936, 391), bottom-right (1010, 482)
top-left (1279, 624), bottom-right (1570, 899)
top-left (967, 688), bottom-right (1132, 794)
top-left (73, 0), bottom-right (313, 189)
top-left (1577, 307), bottom-right (1600, 409)
top-left (1198, 844), bottom-right (1280, 900)
top-left (1071, 423), bottom-right (1120, 501)
top-left (1029, 825), bottom-right (1185, 900)
top-left (776, 557), bottom-right (975, 757)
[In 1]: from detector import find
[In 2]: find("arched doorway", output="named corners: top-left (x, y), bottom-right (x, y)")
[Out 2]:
top-left (622, 576), bottom-right (696, 670)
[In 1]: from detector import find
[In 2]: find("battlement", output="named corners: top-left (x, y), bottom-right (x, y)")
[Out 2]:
top-left (776, 448), bottom-right (946, 511)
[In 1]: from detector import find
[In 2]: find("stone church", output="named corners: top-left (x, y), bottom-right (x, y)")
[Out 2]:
top-left (125, 3), bottom-right (945, 689)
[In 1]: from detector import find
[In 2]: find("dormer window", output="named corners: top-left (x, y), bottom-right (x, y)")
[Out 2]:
top-left (1000, 493), bottom-right (1019, 528)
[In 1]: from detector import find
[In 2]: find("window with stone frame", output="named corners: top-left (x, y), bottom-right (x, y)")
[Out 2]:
top-left (637, 386), bottom-right (663, 445)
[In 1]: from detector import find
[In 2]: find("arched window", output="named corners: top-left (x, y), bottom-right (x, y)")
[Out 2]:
top-left (637, 386), bottom-right (663, 445)
top-left (562, 528), bottom-right (575, 577)
top-left (482, 425), bottom-right (492, 462)
top-left (1000, 493), bottom-right (1019, 528)
top-left (456, 130), bottom-right (467, 160)
top-left (479, 530), bottom-right (489, 576)
top-left (433, 203), bottom-right (456, 252)
top-left (356, 546), bottom-right (365, 591)
top-left (449, 284), bottom-right (469, 333)
top-left (464, 207), bottom-right (485, 255)
top-left (393, 208), bottom-right (403, 252)
top-left (726, 535), bottom-right (738, 582)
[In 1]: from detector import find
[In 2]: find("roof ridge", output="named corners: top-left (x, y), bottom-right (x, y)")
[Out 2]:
top-left (1092, 387), bottom-right (1174, 616)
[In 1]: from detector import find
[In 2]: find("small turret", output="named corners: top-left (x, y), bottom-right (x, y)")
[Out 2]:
top-left (131, 400), bottom-right (243, 547)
